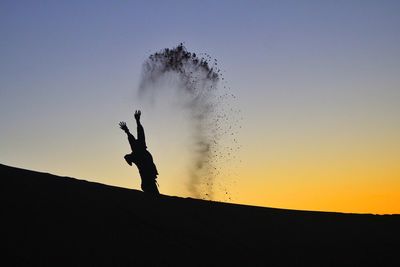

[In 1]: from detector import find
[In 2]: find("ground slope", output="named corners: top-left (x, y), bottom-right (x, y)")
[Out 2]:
top-left (1, 163), bottom-right (399, 266)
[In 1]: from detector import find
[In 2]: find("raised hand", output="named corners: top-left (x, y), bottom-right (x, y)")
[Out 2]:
top-left (119, 121), bottom-right (129, 132)
top-left (134, 110), bottom-right (141, 122)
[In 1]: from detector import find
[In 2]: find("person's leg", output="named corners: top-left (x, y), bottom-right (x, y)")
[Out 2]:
top-left (149, 181), bottom-right (160, 195)
top-left (141, 178), bottom-right (159, 195)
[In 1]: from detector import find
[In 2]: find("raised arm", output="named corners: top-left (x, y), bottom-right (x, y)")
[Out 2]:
top-left (134, 110), bottom-right (147, 149)
top-left (119, 121), bottom-right (136, 152)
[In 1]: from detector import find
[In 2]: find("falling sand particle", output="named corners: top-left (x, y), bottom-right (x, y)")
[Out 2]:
top-left (138, 43), bottom-right (241, 200)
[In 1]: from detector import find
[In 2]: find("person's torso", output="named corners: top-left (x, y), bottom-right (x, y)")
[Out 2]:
top-left (131, 149), bottom-right (158, 177)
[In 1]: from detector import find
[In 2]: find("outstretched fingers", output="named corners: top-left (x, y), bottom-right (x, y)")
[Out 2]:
top-left (134, 110), bottom-right (141, 121)
top-left (119, 121), bottom-right (129, 131)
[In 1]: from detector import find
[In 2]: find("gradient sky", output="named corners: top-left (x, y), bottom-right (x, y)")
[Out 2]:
top-left (1, 0), bottom-right (400, 214)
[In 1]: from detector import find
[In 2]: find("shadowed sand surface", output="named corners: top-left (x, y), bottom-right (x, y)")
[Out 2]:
top-left (1, 163), bottom-right (399, 266)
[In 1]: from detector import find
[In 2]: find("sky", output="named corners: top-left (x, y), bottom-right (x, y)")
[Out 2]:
top-left (1, 0), bottom-right (400, 214)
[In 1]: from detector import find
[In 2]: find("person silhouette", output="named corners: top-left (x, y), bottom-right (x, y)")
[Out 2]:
top-left (119, 110), bottom-right (159, 195)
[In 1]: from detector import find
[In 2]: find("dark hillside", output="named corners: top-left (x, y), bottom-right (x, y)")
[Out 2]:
top-left (1, 164), bottom-right (399, 266)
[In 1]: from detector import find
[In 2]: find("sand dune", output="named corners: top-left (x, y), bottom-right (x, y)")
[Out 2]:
top-left (1, 163), bottom-right (398, 266)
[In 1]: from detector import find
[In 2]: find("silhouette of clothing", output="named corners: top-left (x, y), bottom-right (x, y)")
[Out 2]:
top-left (124, 122), bottom-right (159, 195)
